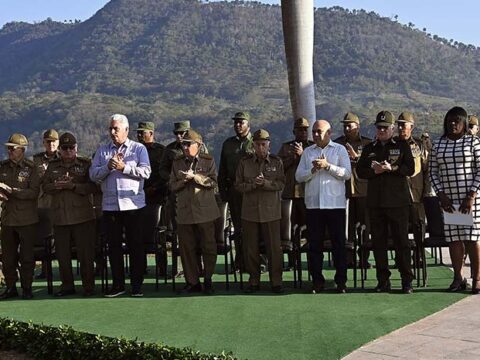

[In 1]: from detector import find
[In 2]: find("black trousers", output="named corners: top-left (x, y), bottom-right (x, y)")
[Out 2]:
top-left (104, 208), bottom-right (145, 290)
top-left (369, 206), bottom-right (414, 284)
top-left (306, 208), bottom-right (347, 286)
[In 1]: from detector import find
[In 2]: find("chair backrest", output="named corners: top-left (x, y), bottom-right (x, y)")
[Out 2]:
top-left (280, 199), bottom-right (292, 242)
top-left (215, 201), bottom-right (229, 244)
top-left (424, 197), bottom-right (445, 238)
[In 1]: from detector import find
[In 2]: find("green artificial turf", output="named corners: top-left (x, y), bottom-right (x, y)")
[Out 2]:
top-left (0, 258), bottom-right (468, 360)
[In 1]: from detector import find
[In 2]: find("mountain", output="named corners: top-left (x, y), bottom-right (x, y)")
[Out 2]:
top-left (0, 0), bottom-right (479, 157)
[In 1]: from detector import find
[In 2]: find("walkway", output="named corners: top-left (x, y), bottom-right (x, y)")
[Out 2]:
top-left (344, 249), bottom-right (479, 359)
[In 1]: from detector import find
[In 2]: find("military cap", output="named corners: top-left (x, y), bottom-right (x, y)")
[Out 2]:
top-left (137, 121), bottom-right (155, 131)
top-left (294, 117), bottom-right (309, 128)
top-left (341, 112), bottom-right (360, 124)
top-left (253, 129), bottom-right (270, 141)
top-left (375, 111), bottom-right (395, 126)
top-left (173, 121), bottom-right (190, 132)
top-left (397, 111), bottom-right (415, 124)
top-left (232, 112), bottom-right (250, 121)
top-left (182, 129), bottom-right (202, 143)
top-left (469, 115), bottom-right (479, 126)
top-left (5, 133), bottom-right (28, 147)
top-left (43, 129), bottom-right (59, 141)
top-left (59, 132), bottom-right (77, 146)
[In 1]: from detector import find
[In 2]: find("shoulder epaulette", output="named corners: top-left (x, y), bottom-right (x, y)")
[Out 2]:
top-left (269, 154), bottom-right (281, 161)
top-left (174, 153), bottom-right (185, 161)
top-left (23, 158), bottom-right (34, 167)
top-left (153, 142), bottom-right (165, 149)
top-left (49, 158), bottom-right (62, 164)
top-left (241, 153), bottom-right (254, 160)
top-left (199, 153), bottom-right (213, 160)
top-left (77, 156), bottom-right (92, 163)
top-left (33, 152), bottom-right (45, 158)
top-left (0, 159), bottom-right (9, 165)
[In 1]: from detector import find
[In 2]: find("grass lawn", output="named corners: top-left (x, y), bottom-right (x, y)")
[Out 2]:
top-left (0, 258), bottom-right (469, 360)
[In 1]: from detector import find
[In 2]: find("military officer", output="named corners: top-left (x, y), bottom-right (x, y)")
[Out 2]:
top-left (0, 133), bottom-right (40, 300)
top-left (43, 133), bottom-right (97, 296)
top-left (235, 129), bottom-right (285, 293)
top-left (218, 112), bottom-right (254, 267)
top-left (334, 112), bottom-right (372, 268)
top-left (277, 117), bottom-right (314, 269)
top-left (357, 111), bottom-right (415, 294)
top-left (169, 129), bottom-right (220, 294)
top-left (468, 115), bottom-right (479, 137)
top-left (395, 112), bottom-right (429, 258)
top-left (33, 129), bottom-right (60, 278)
top-left (136, 121), bottom-right (167, 273)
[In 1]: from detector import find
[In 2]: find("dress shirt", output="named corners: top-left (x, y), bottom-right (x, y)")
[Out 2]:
top-left (90, 138), bottom-right (151, 211)
top-left (295, 140), bottom-right (351, 209)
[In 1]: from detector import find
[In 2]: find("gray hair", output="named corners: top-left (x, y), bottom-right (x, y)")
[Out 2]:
top-left (110, 114), bottom-right (129, 128)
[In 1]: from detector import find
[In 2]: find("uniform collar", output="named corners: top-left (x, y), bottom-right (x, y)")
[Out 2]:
top-left (372, 137), bottom-right (396, 147)
top-left (314, 139), bottom-right (334, 150)
top-left (236, 132), bottom-right (252, 142)
top-left (109, 138), bottom-right (131, 150)
top-left (254, 153), bottom-right (271, 163)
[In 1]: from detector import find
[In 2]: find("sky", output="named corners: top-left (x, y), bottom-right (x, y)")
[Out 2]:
top-left (0, 0), bottom-right (479, 46)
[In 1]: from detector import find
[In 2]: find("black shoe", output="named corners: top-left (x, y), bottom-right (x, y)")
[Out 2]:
top-left (336, 284), bottom-right (347, 294)
top-left (203, 279), bottom-right (214, 295)
top-left (374, 281), bottom-right (391, 293)
top-left (54, 289), bottom-right (76, 297)
top-left (178, 282), bottom-right (202, 295)
top-left (472, 281), bottom-right (480, 295)
top-left (0, 287), bottom-right (18, 300)
top-left (131, 289), bottom-right (144, 297)
top-left (311, 281), bottom-right (325, 294)
top-left (402, 282), bottom-right (413, 294)
top-left (104, 286), bottom-right (126, 298)
top-left (22, 288), bottom-right (33, 300)
top-left (447, 278), bottom-right (467, 292)
top-left (271, 285), bottom-right (284, 294)
top-left (244, 285), bottom-right (260, 294)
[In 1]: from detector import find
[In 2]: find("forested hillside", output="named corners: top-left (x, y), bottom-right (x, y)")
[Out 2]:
top-left (0, 0), bottom-right (478, 157)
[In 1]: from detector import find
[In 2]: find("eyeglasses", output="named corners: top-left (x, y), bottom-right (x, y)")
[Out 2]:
top-left (6, 146), bottom-right (20, 151)
top-left (61, 145), bottom-right (75, 151)
top-left (174, 131), bottom-right (187, 136)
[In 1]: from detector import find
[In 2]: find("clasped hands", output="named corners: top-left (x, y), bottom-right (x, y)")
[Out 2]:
top-left (180, 169), bottom-right (195, 182)
top-left (371, 160), bottom-right (392, 174)
top-left (54, 174), bottom-right (75, 190)
top-left (108, 152), bottom-right (125, 171)
top-left (311, 156), bottom-right (329, 173)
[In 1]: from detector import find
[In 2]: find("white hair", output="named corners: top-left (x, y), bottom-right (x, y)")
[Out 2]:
top-left (110, 114), bottom-right (129, 128)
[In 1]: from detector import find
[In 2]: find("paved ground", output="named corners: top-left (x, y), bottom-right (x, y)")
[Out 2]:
top-left (344, 249), bottom-right (480, 359)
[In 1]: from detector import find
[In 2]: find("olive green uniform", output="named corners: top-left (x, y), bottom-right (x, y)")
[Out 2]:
top-left (0, 158), bottom-right (39, 290)
top-left (218, 133), bottom-right (254, 257)
top-left (277, 139), bottom-right (314, 228)
top-left (394, 135), bottom-right (429, 249)
top-left (169, 153), bottom-right (220, 286)
top-left (357, 138), bottom-right (415, 284)
top-left (43, 157), bottom-right (97, 293)
top-left (235, 154), bottom-right (285, 287)
top-left (334, 134), bottom-right (372, 261)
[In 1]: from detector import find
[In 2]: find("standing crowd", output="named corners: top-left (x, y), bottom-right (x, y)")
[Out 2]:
top-left (0, 106), bottom-right (479, 299)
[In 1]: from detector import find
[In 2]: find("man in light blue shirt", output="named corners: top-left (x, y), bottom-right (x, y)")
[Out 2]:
top-left (296, 120), bottom-right (351, 293)
top-left (90, 114), bottom-right (151, 297)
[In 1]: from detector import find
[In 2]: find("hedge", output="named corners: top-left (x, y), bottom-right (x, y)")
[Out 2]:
top-left (0, 318), bottom-right (238, 360)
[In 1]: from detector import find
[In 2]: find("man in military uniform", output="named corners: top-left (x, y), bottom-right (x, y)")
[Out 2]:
top-left (235, 129), bottom-right (285, 293)
top-left (169, 129), bottom-right (220, 294)
top-left (42, 133), bottom-right (97, 297)
top-left (0, 134), bottom-right (40, 299)
top-left (357, 111), bottom-right (415, 294)
top-left (33, 129), bottom-right (60, 278)
top-left (468, 115), bottom-right (479, 136)
top-left (218, 112), bottom-right (254, 268)
top-left (277, 117), bottom-right (314, 268)
top-left (136, 121), bottom-right (166, 273)
top-left (334, 112), bottom-right (372, 269)
top-left (395, 112), bottom-right (429, 262)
